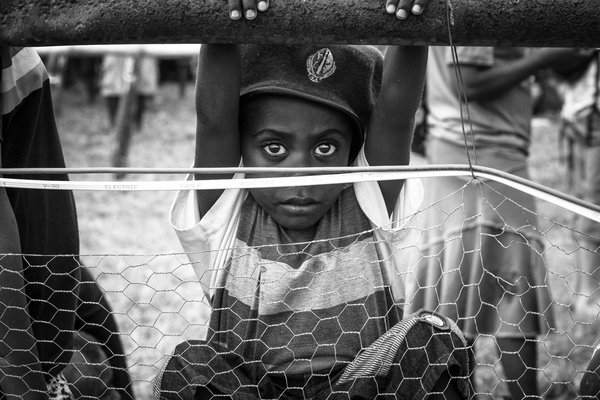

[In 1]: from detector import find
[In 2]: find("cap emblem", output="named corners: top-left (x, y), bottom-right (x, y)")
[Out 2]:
top-left (306, 48), bottom-right (336, 83)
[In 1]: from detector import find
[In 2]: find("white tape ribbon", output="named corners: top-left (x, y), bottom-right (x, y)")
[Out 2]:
top-left (1, 165), bottom-right (599, 223)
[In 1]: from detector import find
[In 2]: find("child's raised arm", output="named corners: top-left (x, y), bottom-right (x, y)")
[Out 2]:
top-left (194, 44), bottom-right (242, 216)
top-left (365, 45), bottom-right (428, 214)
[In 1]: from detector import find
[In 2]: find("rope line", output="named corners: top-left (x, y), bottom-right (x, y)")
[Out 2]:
top-left (445, 0), bottom-right (478, 178)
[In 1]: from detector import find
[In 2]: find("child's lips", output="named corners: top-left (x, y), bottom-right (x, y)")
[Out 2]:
top-left (279, 198), bottom-right (319, 214)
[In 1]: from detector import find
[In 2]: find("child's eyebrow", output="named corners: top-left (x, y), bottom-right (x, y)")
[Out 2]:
top-left (251, 128), bottom-right (349, 139)
top-left (250, 128), bottom-right (290, 138)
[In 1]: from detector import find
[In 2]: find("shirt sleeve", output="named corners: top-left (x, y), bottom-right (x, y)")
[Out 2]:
top-left (353, 146), bottom-right (423, 231)
top-left (0, 47), bottom-right (49, 117)
top-left (170, 173), bottom-right (247, 298)
top-left (353, 147), bottom-right (424, 304)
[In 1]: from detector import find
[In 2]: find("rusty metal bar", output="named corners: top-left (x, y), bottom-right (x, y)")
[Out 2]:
top-left (0, 0), bottom-right (597, 47)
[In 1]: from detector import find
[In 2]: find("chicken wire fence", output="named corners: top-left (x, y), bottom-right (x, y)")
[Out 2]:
top-left (1, 172), bottom-right (600, 400)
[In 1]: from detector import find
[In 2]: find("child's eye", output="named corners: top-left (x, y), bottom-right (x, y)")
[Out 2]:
top-left (262, 143), bottom-right (287, 156)
top-left (314, 143), bottom-right (338, 156)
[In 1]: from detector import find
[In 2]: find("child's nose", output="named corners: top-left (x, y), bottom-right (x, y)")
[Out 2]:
top-left (285, 152), bottom-right (318, 173)
top-left (286, 151), bottom-right (306, 165)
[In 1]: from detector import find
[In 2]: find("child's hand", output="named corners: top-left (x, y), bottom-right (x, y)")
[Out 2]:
top-left (228, 0), bottom-right (269, 20)
top-left (228, 0), bottom-right (427, 20)
top-left (386, 0), bottom-right (429, 20)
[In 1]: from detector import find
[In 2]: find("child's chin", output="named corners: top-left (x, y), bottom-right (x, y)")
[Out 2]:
top-left (275, 215), bottom-right (320, 233)
top-left (280, 219), bottom-right (318, 231)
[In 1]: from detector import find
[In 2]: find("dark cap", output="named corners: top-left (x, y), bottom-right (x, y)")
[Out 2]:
top-left (240, 44), bottom-right (383, 160)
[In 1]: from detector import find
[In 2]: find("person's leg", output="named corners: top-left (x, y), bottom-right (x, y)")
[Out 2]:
top-left (134, 94), bottom-right (151, 130)
top-left (105, 96), bottom-right (119, 128)
top-left (497, 337), bottom-right (538, 400)
top-left (572, 144), bottom-right (600, 320)
top-left (133, 94), bottom-right (143, 130)
top-left (574, 245), bottom-right (600, 303)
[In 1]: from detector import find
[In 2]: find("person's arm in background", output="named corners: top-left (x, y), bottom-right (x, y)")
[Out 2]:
top-left (0, 167), bottom-right (48, 400)
top-left (451, 48), bottom-right (584, 102)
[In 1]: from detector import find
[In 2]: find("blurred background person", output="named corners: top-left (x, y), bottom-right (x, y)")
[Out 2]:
top-left (1, 45), bottom-right (80, 400)
top-left (406, 46), bottom-right (579, 400)
top-left (99, 52), bottom-right (159, 131)
top-left (555, 49), bottom-right (600, 322)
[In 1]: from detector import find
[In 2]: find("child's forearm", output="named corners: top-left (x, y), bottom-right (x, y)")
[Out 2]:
top-left (367, 45), bottom-right (427, 166)
top-left (364, 45), bottom-right (428, 212)
top-left (378, 45), bottom-right (428, 124)
top-left (193, 44), bottom-right (243, 216)
top-left (195, 44), bottom-right (241, 132)
top-left (194, 44), bottom-right (242, 169)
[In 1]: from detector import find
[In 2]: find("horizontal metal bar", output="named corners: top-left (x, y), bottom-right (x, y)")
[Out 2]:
top-left (1, 0), bottom-right (597, 47)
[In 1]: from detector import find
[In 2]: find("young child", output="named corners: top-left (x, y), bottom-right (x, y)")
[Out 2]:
top-left (154, 4), bottom-right (470, 399)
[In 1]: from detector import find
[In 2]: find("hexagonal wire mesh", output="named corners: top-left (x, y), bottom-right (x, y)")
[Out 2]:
top-left (2, 169), bottom-right (599, 399)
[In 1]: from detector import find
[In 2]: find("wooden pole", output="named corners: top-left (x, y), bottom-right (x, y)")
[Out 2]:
top-left (1, 0), bottom-right (598, 47)
top-left (111, 54), bottom-right (140, 177)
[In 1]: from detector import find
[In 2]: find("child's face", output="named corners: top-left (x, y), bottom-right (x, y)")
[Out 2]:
top-left (240, 94), bottom-right (355, 232)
